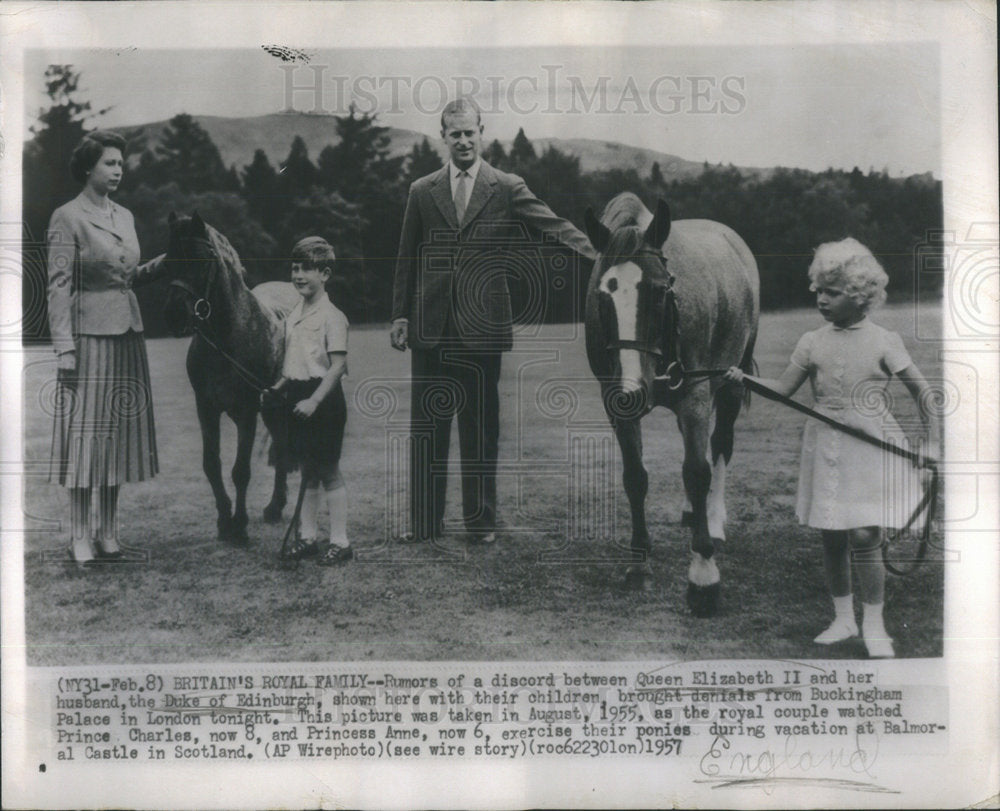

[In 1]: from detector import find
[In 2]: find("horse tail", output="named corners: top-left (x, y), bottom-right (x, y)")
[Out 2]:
top-left (738, 330), bottom-right (758, 411)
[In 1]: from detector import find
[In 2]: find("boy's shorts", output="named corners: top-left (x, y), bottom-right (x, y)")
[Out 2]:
top-left (283, 378), bottom-right (347, 472)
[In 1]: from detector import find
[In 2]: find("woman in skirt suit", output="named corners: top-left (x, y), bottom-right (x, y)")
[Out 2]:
top-left (46, 131), bottom-right (165, 567)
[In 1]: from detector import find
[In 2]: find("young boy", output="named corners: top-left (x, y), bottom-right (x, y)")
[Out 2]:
top-left (267, 236), bottom-right (351, 566)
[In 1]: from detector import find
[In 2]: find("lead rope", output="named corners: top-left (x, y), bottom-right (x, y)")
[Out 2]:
top-left (656, 365), bottom-right (939, 575)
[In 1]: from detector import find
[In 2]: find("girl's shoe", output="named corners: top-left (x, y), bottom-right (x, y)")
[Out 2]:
top-left (863, 635), bottom-right (895, 659)
top-left (813, 618), bottom-right (859, 644)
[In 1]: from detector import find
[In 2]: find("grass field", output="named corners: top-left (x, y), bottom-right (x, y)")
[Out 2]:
top-left (21, 303), bottom-right (944, 665)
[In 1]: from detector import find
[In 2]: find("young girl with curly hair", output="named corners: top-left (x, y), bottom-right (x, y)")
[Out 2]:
top-left (728, 238), bottom-right (940, 658)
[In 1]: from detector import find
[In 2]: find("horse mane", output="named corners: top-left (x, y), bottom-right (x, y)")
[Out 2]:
top-left (599, 192), bottom-right (657, 266)
top-left (600, 192), bottom-right (653, 232)
top-left (204, 223), bottom-right (247, 280)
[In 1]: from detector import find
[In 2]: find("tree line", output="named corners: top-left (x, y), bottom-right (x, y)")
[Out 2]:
top-left (22, 66), bottom-right (942, 342)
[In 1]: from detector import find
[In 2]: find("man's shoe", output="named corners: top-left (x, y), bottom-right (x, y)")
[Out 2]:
top-left (469, 531), bottom-right (496, 546)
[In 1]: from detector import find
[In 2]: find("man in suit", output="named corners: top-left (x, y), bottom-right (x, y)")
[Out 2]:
top-left (391, 96), bottom-right (596, 544)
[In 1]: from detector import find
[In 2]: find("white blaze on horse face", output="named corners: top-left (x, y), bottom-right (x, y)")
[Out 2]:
top-left (599, 261), bottom-right (644, 392)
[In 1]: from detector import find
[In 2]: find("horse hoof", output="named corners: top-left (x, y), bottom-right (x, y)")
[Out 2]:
top-left (687, 581), bottom-right (720, 618)
top-left (624, 565), bottom-right (652, 591)
top-left (263, 504), bottom-right (284, 524)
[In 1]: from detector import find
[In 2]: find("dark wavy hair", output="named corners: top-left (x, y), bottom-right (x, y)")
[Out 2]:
top-left (69, 131), bottom-right (127, 184)
top-left (291, 236), bottom-right (336, 271)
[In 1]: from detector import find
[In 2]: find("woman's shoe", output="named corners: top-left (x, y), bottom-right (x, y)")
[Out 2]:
top-left (67, 547), bottom-right (99, 571)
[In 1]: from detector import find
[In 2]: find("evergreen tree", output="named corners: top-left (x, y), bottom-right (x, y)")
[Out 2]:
top-left (404, 136), bottom-right (444, 183)
top-left (483, 139), bottom-right (508, 169)
top-left (278, 135), bottom-right (318, 199)
top-left (509, 128), bottom-right (537, 168)
top-left (241, 149), bottom-right (281, 233)
top-left (317, 104), bottom-right (403, 198)
top-left (152, 113), bottom-right (235, 193)
top-left (649, 161), bottom-right (665, 188)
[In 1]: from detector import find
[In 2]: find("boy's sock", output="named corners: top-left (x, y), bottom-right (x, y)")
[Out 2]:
top-left (814, 594), bottom-right (858, 644)
top-left (327, 486), bottom-right (348, 549)
top-left (299, 487), bottom-right (320, 541)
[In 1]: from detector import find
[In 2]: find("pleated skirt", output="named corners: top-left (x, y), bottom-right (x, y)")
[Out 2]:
top-left (48, 331), bottom-right (158, 488)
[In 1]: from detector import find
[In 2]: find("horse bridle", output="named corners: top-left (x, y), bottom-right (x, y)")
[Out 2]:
top-left (167, 236), bottom-right (269, 394)
top-left (168, 237), bottom-right (220, 323)
top-left (601, 246), bottom-right (678, 378)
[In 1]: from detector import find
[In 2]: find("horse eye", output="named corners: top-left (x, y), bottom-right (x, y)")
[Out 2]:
top-left (606, 277), bottom-right (618, 293)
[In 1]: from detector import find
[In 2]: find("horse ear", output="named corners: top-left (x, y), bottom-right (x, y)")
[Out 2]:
top-left (191, 210), bottom-right (206, 235)
top-left (644, 199), bottom-right (671, 249)
top-left (585, 208), bottom-right (610, 254)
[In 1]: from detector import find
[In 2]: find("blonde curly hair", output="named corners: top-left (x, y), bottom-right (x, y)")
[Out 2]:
top-left (808, 237), bottom-right (888, 312)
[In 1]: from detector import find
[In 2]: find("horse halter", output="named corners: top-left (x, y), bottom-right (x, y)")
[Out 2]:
top-left (168, 237), bottom-right (220, 323)
top-left (600, 246), bottom-right (676, 376)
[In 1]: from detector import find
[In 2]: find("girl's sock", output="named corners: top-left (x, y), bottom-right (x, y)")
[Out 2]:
top-left (862, 601), bottom-right (894, 658)
top-left (814, 594), bottom-right (858, 644)
top-left (299, 487), bottom-right (320, 541)
top-left (833, 594), bottom-right (855, 623)
top-left (327, 486), bottom-right (348, 548)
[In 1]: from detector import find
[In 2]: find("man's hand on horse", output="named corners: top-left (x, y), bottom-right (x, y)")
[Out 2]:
top-left (390, 318), bottom-right (408, 351)
top-left (293, 398), bottom-right (319, 420)
top-left (724, 366), bottom-right (744, 383)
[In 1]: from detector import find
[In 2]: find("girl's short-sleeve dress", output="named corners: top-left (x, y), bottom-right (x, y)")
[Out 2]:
top-left (791, 318), bottom-right (923, 530)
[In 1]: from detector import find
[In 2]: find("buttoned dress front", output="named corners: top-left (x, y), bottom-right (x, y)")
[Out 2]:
top-left (792, 318), bottom-right (923, 530)
top-left (281, 293), bottom-right (349, 471)
top-left (46, 193), bottom-right (160, 487)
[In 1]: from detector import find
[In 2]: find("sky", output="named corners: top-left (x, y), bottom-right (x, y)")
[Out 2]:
top-left (24, 43), bottom-right (940, 177)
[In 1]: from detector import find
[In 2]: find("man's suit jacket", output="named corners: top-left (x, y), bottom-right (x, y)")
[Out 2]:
top-left (46, 193), bottom-right (162, 355)
top-left (392, 161), bottom-right (595, 351)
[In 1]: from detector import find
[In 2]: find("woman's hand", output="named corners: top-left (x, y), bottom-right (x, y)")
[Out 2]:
top-left (723, 366), bottom-right (744, 383)
top-left (57, 351), bottom-right (77, 389)
top-left (293, 398), bottom-right (319, 420)
top-left (390, 318), bottom-right (408, 351)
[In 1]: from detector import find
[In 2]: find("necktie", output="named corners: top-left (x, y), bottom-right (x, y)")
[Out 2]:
top-left (454, 171), bottom-right (470, 223)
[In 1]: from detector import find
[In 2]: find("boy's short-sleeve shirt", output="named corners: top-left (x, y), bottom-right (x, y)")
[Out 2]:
top-left (282, 293), bottom-right (349, 380)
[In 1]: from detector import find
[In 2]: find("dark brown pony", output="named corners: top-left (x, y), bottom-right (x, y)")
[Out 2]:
top-left (584, 194), bottom-right (759, 616)
top-left (163, 213), bottom-right (299, 543)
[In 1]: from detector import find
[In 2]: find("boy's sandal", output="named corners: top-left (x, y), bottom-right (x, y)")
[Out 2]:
top-left (318, 544), bottom-right (354, 566)
top-left (281, 537), bottom-right (319, 561)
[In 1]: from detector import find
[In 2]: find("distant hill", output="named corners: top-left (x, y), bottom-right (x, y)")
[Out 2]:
top-left (117, 112), bottom-right (765, 181)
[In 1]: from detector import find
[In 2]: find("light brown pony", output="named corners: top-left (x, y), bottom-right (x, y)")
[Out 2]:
top-left (585, 193), bottom-right (759, 616)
